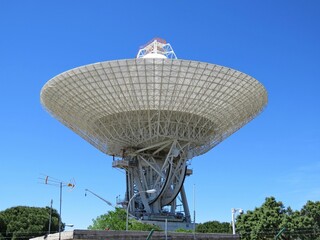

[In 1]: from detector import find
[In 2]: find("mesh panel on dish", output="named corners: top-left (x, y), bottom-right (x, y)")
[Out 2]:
top-left (41, 59), bottom-right (267, 157)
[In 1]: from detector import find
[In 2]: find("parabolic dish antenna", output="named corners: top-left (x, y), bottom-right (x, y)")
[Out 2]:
top-left (41, 38), bottom-right (267, 223)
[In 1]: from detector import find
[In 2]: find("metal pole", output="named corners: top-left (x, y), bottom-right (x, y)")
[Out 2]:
top-left (165, 218), bottom-right (168, 240)
top-left (231, 208), bottom-right (236, 235)
top-left (193, 184), bottom-right (196, 239)
top-left (59, 182), bottom-right (62, 240)
top-left (85, 189), bottom-right (113, 207)
top-left (42, 176), bottom-right (75, 238)
top-left (231, 208), bottom-right (242, 235)
top-left (126, 193), bottom-right (137, 231)
top-left (48, 199), bottom-right (53, 234)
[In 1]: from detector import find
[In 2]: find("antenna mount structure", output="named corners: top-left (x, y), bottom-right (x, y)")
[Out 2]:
top-left (40, 38), bottom-right (267, 226)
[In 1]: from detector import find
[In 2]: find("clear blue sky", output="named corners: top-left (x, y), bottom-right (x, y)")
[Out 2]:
top-left (1, 0), bottom-right (319, 230)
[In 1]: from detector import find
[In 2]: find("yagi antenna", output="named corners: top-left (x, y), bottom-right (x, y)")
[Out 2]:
top-left (39, 174), bottom-right (76, 239)
top-left (39, 174), bottom-right (76, 189)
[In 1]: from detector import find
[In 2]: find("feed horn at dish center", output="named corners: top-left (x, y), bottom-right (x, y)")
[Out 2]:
top-left (41, 38), bottom-right (267, 224)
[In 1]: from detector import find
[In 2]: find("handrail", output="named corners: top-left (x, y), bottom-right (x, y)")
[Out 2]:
top-left (274, 227), bottom-right (286, 240)
top-left (146, 229), bottom-right (155, 240)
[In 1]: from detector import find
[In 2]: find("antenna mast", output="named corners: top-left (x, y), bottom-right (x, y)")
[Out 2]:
top-left (136, 37), bottom-right (177, 59)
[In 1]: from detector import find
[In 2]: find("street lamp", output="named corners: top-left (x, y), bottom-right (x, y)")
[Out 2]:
top-left (231, 208), bottom-right (243, 235)
top-left (41, 176), bottom-right (75, 240)
top-left (126, 189), bottom-right (156, 231)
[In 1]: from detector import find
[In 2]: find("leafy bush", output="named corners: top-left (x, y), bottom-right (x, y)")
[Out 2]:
top-left (0, 206), bottom-right (61, 240)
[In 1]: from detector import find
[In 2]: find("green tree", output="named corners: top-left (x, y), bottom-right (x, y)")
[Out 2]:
top-left (301, 201), bottom-right (320, 228)
top-left (196, 220), bottom-right (231, 233)
top-left (299, 200), bottom-right (320, 239)
top-left (88, 208), bottom-right (160, 231)
top-left (175, 228), bottom-right (192, 233)
top-left (88, 208), bottom-right (126, 230)
top-left (281, 208), bottom-right (314, 240)
top-left (0, 215), bottom-right (5, 240)
top-left (0, 206), bottom-right (61, 240)
top-left (236, 197), bottom-right (319, 240)
top-left (130, 219), bottom-right (161, 231)
top-left (236, 197), bottom-right (286, 239)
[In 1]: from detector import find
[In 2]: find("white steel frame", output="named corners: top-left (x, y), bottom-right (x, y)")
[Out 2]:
top-left (136, 38), bottom-right (177, 59)
top-left (41, 39), bottom-right (267, 223)
top-left (41, 59), bottom-right (267, 158)
top-left (121, 139), bottom-right (191, 222)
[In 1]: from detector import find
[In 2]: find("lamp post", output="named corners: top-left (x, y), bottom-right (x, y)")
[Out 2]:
top-left (193, 184), bottom-right (196, 239)
top-left (48, 199), bottom-right (53, 234)
top-left (41, 176), bottom-right (75, 240)
top-left (231, 208), bottom-right (243, 235)
top-left (126, 189), bottom-right (156, 231)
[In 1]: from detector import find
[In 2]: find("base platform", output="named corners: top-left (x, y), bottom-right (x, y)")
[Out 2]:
top-left (30, 230), bottom-right (239, 240)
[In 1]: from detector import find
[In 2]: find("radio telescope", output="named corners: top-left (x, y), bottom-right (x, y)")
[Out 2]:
top-left (41, 38), bottom-right (267, 224)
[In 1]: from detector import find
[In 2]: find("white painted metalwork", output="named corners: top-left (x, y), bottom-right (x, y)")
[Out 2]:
top-left (232, 208), bottom-right (243, 234)
top-left (41, 39), bottom-right (268, 223)
top-left (137, 38), bottom-right (177, 59)
top-left (126, 189), bottom-right (156, 231)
